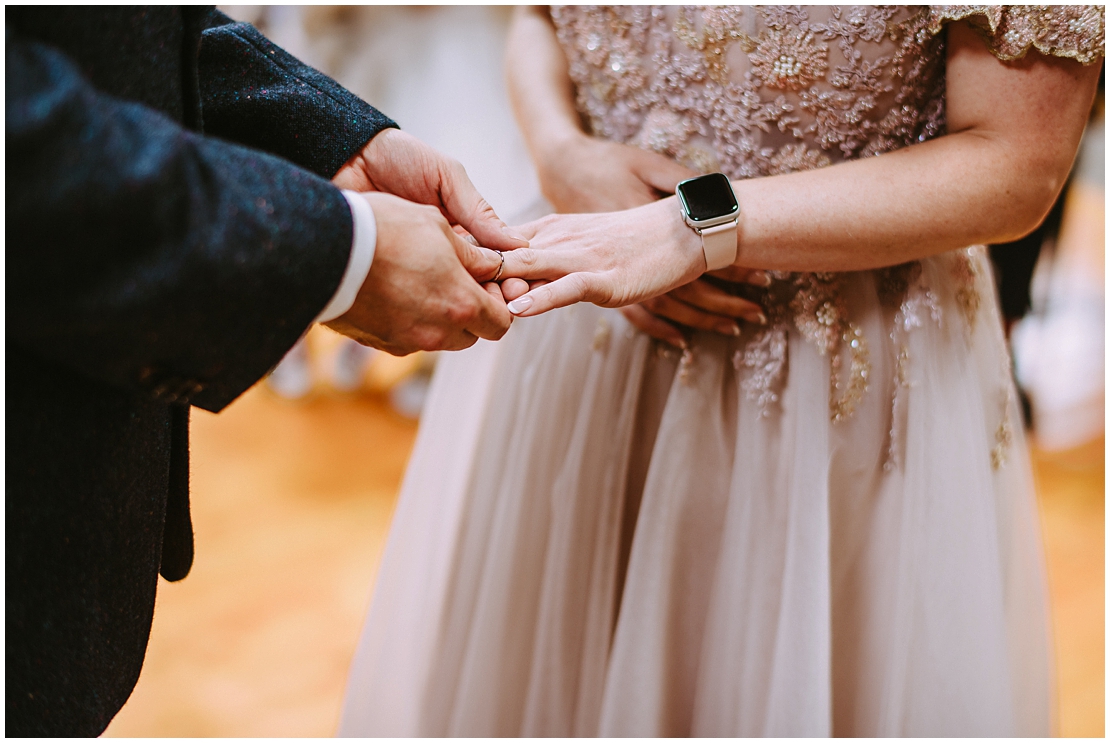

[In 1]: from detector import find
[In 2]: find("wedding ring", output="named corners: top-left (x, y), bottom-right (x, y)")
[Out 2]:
top-left (492, 250), bottom-right (505, 282)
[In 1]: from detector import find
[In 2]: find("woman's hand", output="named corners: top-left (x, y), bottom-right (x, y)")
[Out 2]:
top-left (499, 197), bottom-right (710, 316)
top-left (537, 132), bottom-right (695, 214)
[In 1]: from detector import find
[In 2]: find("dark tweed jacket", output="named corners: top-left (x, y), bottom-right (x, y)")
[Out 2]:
top-left (6, 6), bottom-right (396, 735)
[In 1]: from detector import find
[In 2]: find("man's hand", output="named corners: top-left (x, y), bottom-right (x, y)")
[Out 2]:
top-left (324, 192), bottom-right (512, 356)
top-left (333, 128), bottom-right (527, 257)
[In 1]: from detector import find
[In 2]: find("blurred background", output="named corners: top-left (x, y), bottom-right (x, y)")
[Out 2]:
top-left (104, 7), bottom-right (1104, 737)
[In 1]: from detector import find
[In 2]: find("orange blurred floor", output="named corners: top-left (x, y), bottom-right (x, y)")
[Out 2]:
top-left (103, 381), bottom-right (1104, 737)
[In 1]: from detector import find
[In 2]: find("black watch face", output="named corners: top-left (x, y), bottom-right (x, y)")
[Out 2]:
top-left (677, 172), bottom-right (738, 222)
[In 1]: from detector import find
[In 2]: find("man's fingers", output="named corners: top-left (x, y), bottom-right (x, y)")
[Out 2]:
top-left (436, 330), bottom-right (480, 352)
top-left (500, 277), bottom-right (530, 302)
top-left (454, 234), bottom-right (504, 283)
top-left (506, 273), bottom-right (593, 317)
top-left (452, 225), bottom-right (478, 245)
top-left (463, 277), bottom-right (514, 341)
top-left (439, 159), bottom-right (529, 251)
top-left (619, 305), bottom-right (687, 349)
top-left (483, 280), bottom-right (510, 307)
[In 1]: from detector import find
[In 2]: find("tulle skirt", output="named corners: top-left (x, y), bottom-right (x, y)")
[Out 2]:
top-left (339, 249), bottom-right (1052, 736)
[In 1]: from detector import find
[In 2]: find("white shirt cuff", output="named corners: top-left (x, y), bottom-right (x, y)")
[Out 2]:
top-left (315, 190), bottom-right (378, 324)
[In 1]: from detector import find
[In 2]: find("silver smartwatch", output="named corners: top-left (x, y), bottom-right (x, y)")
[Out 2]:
top-left (676, 173), bottom-right (739, 271)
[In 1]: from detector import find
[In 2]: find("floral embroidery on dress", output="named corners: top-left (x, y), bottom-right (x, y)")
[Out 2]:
top-left (749, 27), bottom-right (830, 91)
top-left (735, 324), bottom-right (789, 416)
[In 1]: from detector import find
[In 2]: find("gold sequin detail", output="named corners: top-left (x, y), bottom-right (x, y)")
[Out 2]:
top-left (592, 316), bottom-right (611, 351)
top-left (885, 344), bottom-right (912, 471)
top-left (991, 417), bottom-right (1013, 470)
top-left (831, 323), bottom-right (871, 422)
top-left (678, 346), bottom-right (696, 385)
top-left (950, 250), bottom-right (982, 333)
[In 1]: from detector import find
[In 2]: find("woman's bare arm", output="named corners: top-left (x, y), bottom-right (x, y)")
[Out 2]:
top-left (501, 21), bottom-right (1101, 316)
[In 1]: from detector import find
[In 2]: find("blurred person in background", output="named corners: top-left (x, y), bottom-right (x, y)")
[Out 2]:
top-left (341, 6), bottom-right (1102, 737)
top-left (7, 5), bottom-right (526, 735)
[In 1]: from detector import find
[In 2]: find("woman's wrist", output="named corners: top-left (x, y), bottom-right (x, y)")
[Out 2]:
top-left (654, 195), bottom-right (708, 280)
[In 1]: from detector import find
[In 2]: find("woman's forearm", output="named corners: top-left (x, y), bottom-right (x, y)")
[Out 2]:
top-left (731, 129), bottom-right (1057, 272)
top-left (505, 7), bottom-right (584, 172)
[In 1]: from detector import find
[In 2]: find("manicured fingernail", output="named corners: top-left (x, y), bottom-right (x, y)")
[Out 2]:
top-left (503, 226), bottom-right (528, 243)
top-left (717, 322), bottom-right (741, 336)
top-left (508, 296), bottom-right (533, 314)
top-left (751, 270), bottom-right (772, 287)
top-left (751, 312), bottom-right (768, 325)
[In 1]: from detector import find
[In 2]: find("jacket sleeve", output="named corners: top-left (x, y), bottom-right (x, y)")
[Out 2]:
top-left (195, 9), bottom-right (398, 178)
top-left (6, 33), bottom-right (353, 413)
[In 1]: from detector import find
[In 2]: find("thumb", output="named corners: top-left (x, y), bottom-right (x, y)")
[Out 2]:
top-left (632, 150), bottom-right (698, 195)
top-left (455, 237), bottom-right (504, 283)
top-left (439, 160), bottom-right (529, 251)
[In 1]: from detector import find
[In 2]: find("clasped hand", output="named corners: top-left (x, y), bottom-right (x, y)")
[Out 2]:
top-left (325, 129), bottom-right (528, 355)
top-left (326, 129), bottom-right (769, 357)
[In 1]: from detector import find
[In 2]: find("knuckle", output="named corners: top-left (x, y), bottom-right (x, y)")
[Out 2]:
top-left (516, 249), bottom-right (537, 268)
top-left (416, 327), bottom-right (448, 352)
top-left (444, 299), bottom-right (478, 328)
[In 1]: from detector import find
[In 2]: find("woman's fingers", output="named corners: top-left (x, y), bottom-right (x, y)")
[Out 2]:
top-left (708, 265), bottom-right (773, 287)
top-left (498, 245), bottom-right (572, 282)
top-left (619, 305), bottom-right (688, 349)
top-left (642, 294), bottom-right (741, 336)
top-left (669, 280), bottom-right (767, 325)
top-left (632, 148), bottom-right (699, 195)
top-left (507, 273), bottom-right (594, 316)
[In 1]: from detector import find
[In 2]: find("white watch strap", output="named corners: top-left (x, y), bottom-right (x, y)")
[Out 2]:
top-left (700, 220), bottom-right (738, 271)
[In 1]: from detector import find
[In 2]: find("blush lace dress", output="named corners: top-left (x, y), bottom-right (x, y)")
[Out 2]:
top-left (339, 6), bottom-right (1104, 737)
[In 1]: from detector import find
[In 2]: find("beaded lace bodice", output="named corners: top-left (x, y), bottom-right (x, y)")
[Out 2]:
top-left (552, 6), bottom-right (1103, 177)
top-left (551, 5), bottom-right (1103, 466)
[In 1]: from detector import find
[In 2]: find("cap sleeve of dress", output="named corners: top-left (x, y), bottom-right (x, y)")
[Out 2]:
top-left (927, 5), bottom-right (1105, 64)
